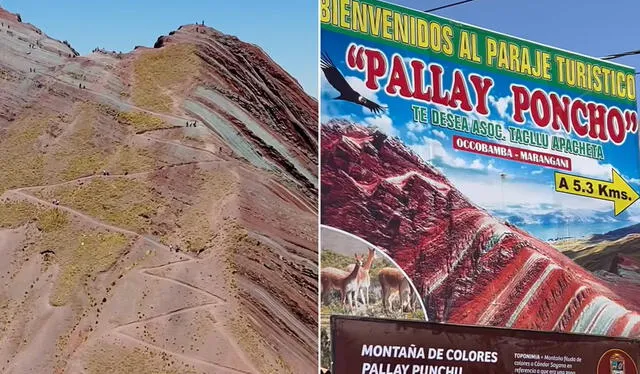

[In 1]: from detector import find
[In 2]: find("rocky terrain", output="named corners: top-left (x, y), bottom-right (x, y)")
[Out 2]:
top-left (0, 8), bottom-right (317, 374)
top-left (321, 120), bottom-right (640, 339)
top-left (554, 229), bottom-right (640, 277)
top-left (552, 227), bottom-right (640, 309)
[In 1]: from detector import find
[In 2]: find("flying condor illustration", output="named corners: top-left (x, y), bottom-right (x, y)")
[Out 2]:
top-left (320, 52), bottom-right (386, 115)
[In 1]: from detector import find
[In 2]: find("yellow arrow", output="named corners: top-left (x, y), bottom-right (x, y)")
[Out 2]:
top-left (554, 169), bottom-right (639, 216)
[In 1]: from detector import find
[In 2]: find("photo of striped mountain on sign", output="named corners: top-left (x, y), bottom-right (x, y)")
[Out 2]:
top-left (320, 0), bottom-right (640, 339)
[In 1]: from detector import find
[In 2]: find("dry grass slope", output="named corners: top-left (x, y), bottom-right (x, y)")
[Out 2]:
top-left (36, 208), bottom-right (69, 232)
top-left (56, 104), bottom-right (104, 180)
top-left (86, 344), bottom-right (197, 374)
top-left (218, 220), bottom-right (248, 294)
top-left (108, 145), bottom-right (159, 175)
top-left (36, 168), bottom-right (239, 255)
top-left (0, 201), bottom-right (40, 228)
top-left (213, 219), bottom-right (292, 373)
top-left (57, 104), bottom-right (160, 180)
top-left (230, 315), bottom-right (292, 374)
top-left (0, 17), bottom-right (317, 373)
top-left (0, 103), bottom-right (159, 192)
top-left (161, 169), bottom-right (238, 253)
top-left (116, 111), bottom-right (173, 133)
top-left (49, 231), bottom-right (130, 306)
top-left (35, 177), bottom-right (162, 234)
top-left (132, 44), bottom-right (201, 113)
top-left (0, 200), bottom-right (132, 306)
top-left (0, 113), bottom-right (63, 194)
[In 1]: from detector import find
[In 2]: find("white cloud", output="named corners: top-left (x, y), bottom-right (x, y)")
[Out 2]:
top-left (407, 121), bottom-right (427, 133)
top-left (433, 103), bottom-right (453, 116)
top-left (488, 95), bottom-right (512, 119)
top-left (406, 132), bottom-right (419, 143)
top-left (320, 111), bottom-right (355, 124)
top-left (494, 119), bottom-right (615, 181)
top-left (364, 114), bottom-right (398, 137)
top-left (449, 173), bottom-right (611, 213)
top-left (408, 135), bottom-right (507, 174)
top-left (344, 76), bottom-right (379, 102)
top-left (569, 156), bottom-right (613, 180)
top-left (486, 160), bottom-right (503, 174)
top-left (424, 111), bottom-right (638, 225)
top-left (432, 129), bottom-right (448, 140)
top-left (410, 101), bottom-right (620, 185)
top-left (466, 108), bottom-right (492, 124)
top-left (320, 89), bottom-right (356, 124)
top-left (321, 74), bottom-right (339, 98)
top-left (411, 137), bottom-right (466, 169)
top-left (470, 159), bottom-right (484, 170)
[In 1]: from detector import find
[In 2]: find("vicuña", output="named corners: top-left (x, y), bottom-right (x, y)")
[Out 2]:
top-left (344, 247), bottom-right (375, 307)
top-left (321, 254), bottom-right (364, 311)
top-left (378, 267), bottom-right (415, 313)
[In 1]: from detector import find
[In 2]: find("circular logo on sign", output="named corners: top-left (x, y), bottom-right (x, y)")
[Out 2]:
top-left (597, 349), bottom-right (638, 374)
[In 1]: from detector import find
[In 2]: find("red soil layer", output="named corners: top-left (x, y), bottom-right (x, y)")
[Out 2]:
top-left (0, 7), bottom-right (317, 373)
top-left (321, 121), bottom-right (640, 338)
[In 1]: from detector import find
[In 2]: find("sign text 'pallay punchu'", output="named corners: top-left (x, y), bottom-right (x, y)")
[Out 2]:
top-left (331, 316), bottom-right (640, 374)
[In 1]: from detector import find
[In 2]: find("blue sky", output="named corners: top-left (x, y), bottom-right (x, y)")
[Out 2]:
top-left (320, 18), bottom-right (640, 240)
top-left (393, 0), bottom-right (640, 82)
top-left (4, 0), bottom-right (639, 101)
top-left (0, 0), bottom-right (318, 97)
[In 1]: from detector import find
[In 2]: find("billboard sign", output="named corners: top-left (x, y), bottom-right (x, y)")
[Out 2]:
top-left (320, 0), bottom-right (640, 339)
top-left (331, 315), bottom-right (640, 374)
